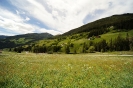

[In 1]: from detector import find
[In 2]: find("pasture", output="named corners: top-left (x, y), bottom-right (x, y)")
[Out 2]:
top-left (0, 52), bottom-right (133, 88)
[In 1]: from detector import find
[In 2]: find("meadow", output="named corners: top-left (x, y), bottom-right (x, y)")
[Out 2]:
top-left (0, 52), bottom-right (133, 88)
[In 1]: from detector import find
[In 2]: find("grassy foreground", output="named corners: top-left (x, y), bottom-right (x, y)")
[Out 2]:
top-left (0, 52), bottom-right (133, 88)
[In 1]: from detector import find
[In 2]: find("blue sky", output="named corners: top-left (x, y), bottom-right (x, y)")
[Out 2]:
top-left (0, 0), bottom-right (133, 36)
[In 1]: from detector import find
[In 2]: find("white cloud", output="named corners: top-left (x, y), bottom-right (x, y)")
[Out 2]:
top-left (0, 8), bottom-right (23, 23)
top-left (25, 16), bottom-right (30, 21)
top-left (0, 7), bottom-right (60, 35)
top-left (91, 0), bottom-right (133, 20)
top-left (38, 28), bottom-right (62, 35)
top-left (1, 0), bottom-right (133, 36)
top-left (0, 7), bottom-right (34, 34)
top-left (16, 10), bottom-right (20, 15)
top-left (16, 10), bottom-right (26, 15)
top-left (9, 0), bottom-right (133, 34)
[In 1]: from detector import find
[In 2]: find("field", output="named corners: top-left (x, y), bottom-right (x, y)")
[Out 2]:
top-left (0, 52), bottom-right (133, 88)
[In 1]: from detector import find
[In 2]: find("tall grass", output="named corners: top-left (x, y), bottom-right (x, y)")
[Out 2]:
top-left (0, 52), bottom-right (133, 88)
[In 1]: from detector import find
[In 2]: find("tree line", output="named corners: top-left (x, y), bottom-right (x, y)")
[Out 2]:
top-left (12, 34), bottom-right (133, 54)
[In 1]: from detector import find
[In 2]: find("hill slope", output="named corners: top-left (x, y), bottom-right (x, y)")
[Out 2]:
top-left (0, 35), bottom-right (8, 39)
top-left (63, 13), bottom-right (133, 36)
top-left (0, 33), bottom-right (53, 49)
top-left (1, 13), bottom-right (133, 53)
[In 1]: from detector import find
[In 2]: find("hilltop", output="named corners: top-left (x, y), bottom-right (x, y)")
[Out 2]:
top-left (63, 13), bottom-right (133, 36)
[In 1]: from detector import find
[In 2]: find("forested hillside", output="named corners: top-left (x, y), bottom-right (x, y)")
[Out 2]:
top-left (12, 30), bottom-right (133, 53)
top-left (0, 33), bottom-right (53, 49)
top-left (0, 35), bottom-right (8, 39)
top-left (1, 13), bottom-right (133, 53)
top-left (63, 13), bottom-right (133, 36)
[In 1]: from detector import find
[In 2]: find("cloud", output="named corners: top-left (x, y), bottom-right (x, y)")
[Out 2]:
top-left (9, 0), bottom-right (133, 34)
top-left (0, 7), bottom-right (34, 34)
top-left (25, 16), bottom-right (30, 21)
top-left (1, 0), bottom-right (133, 36)
top-left (0, 6), bottom-right (60, 35)
top-left (93, 0), bottom-right (133, 20)
top-left (38, 28), bottom-right (62, 35)
top-left (16, 10), bottom-right (19, 15)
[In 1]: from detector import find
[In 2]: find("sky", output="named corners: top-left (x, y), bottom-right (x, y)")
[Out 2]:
top-left (0, 0), bottom-right (133, 36)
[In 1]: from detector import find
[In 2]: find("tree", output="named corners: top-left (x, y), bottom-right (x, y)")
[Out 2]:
top-left (129, 37), bottom-right (133, 51)
top-left (109, 38), bottom-right (113, 51)
top-left (82, 42), bottom-right (87, 53)
top-left (88, 46), bottom-right (95, 53)
top-left (73, 48), bottom-right (77, 54)
top-left (16, 46), bottom-right (23, 53)
top-left (9, 48), bottom-right (12, 52)
top-left (125, 33), bottom-right (130, 50)
top-left (100, 39), bottom-right (107, 52)
top-left (113, 34), bottom-right (130, 51)
top-left (65, 45), bottom-right (70, 54)
top-left (94, 39), bottom-right (107, 52)
top-left (52, 45), bottom-right (61, 52)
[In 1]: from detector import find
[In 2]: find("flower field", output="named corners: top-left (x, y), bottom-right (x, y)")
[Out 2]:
top-left (0, 52), bottom-right (133, 88)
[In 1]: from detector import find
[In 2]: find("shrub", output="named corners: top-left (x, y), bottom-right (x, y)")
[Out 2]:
top-left (88, 46), bottom-right (95, 53)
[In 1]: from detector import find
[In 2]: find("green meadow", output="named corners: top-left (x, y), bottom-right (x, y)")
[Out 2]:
top-left (0, 52), bottom-right (133, 88)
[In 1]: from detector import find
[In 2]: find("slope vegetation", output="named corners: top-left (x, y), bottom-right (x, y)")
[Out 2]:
top-left (0, 33), bottom-right (53, 49)
top-left (63, 13), bottom-right (133, 36)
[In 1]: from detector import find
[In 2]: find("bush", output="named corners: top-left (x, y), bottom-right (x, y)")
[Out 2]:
top-left (47, 51), bottom-right (53, 54)
top-left (88, 46), bottom-right (95, 53)
top-left (101, 49), bottom-right (104, 53)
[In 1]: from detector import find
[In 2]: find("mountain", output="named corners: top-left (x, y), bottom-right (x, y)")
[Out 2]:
top-left (6, 33), bottom-right (53, 40)
top-left (0, 33), bottom-right (53, 49)
top-left (1, 13), bottom-right (133, 53)
top-left (63, 13), bottom-right (133, 36)
top-left (27, 13), bottom-right (132, 53)
top-left (0, 35), bottom-right (9, 39)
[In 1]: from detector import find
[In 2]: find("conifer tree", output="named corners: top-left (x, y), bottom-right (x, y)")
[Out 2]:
top-left (109, 38), bottom-right (113, 51)
top-left (65, 45), bottom-right (70, 54)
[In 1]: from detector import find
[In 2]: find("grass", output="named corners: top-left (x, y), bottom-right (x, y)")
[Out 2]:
top-left (11, 38), bottom-right (33, 44)
top-left (99, 30), bottom-right (133, 42)
top-left (0, 52), bottom-right (133, 88)
top-left (29, 30), bottom-right (133, 54)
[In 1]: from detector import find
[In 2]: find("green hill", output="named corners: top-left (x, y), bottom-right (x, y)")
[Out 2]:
top-left (15, 29), bottom-right (132, 53)
top-left (63, 13), bottom-right (133, 36)
top-left (0, 33), bottom-right (53, 49)
top-left (27, 13), bottom-right (133, 53)
top-left (1, 13), bottom-right (133, 53)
